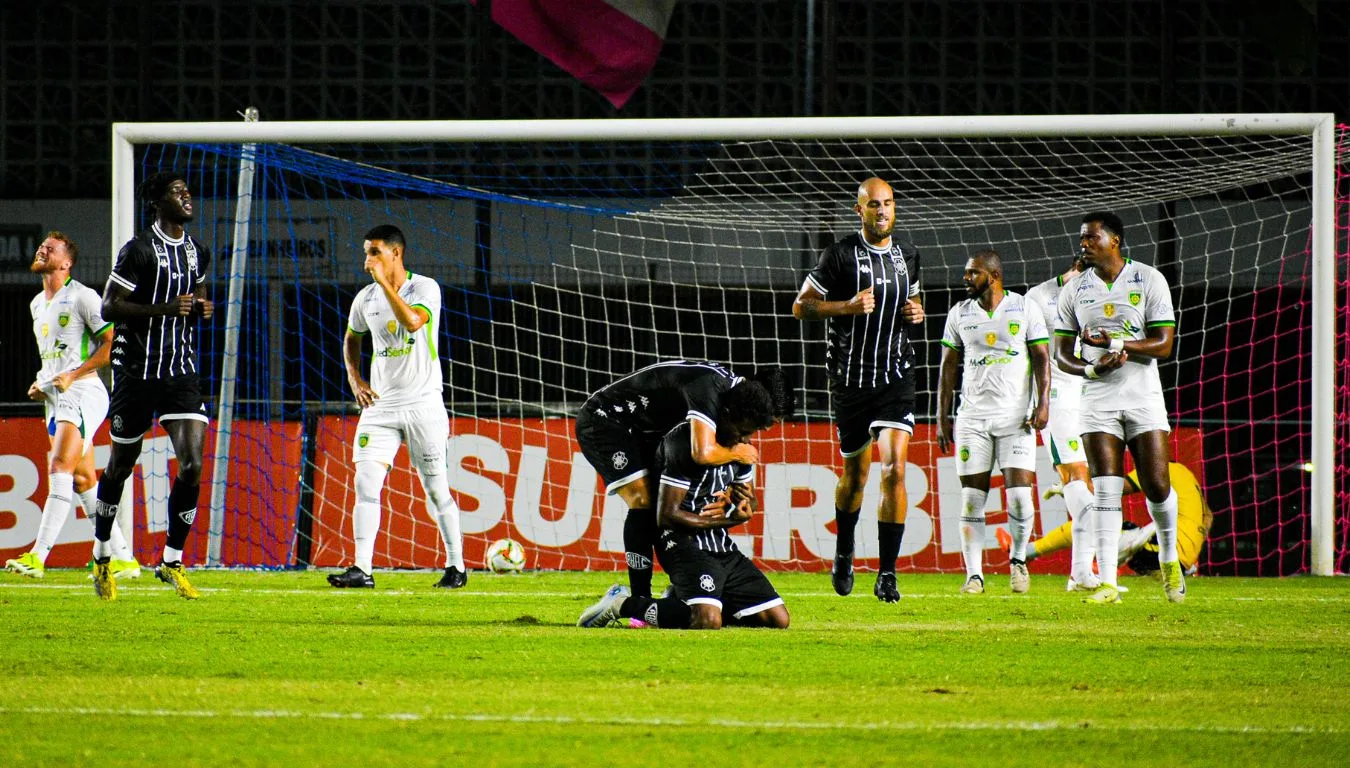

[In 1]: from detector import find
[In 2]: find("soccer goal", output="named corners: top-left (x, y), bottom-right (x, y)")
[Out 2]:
top-left (110, 114), bottom-right (1346, 576)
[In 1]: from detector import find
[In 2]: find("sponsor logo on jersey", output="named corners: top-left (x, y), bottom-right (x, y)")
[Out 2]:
top-left (58, 312), bottom-right (70, 328)
top-left (1103, 303), bottom-right (1116, 318)
top-left (1129, 292), bottom-right (1141, 306)
top-left (1008, 321), bottom-right (1020, 336)
top-left (41, 323), bottom-right (49, 337)
top-left (858, 260), bottom-right (872, 274)
top-left (699, 574), bottom-right (716, 592)
top-left (611, 451), bottom-right (628, 470)
top-left (358, 433), bottom-right (369, 448)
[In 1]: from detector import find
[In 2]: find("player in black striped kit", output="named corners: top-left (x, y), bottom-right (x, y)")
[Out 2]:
top-left (792, 177), bottom-right (925, 603)
top-left (90, 171), bottom-right (214, 600)
top-left (575, 360), bottom-right (794, 599)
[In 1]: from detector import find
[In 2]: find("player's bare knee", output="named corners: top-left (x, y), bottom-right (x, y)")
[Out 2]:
top-left (690, 606), bottom-right (723, 630)
top-left (175, 456), bottom-right (203, 486)
top-left (766, 605), bottom-right (790, 629)
top-left (71, 467), bottom-right (97, 493)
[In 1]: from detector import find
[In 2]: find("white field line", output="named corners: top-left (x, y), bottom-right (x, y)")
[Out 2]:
top-left (1, 582), bottom-right (1348, 602)
top-left (0, 705), bottom-right (1341, 735)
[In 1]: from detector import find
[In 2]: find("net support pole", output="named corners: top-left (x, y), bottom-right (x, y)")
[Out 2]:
top-left (110, 127), bottom-right (138, 553)
top-left (207, 107), bottom-right (260, 566)
top-left (1309, 115), bottom-right (1336, 576)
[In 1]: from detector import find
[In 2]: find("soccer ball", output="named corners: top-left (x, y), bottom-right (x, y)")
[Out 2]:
top-left (485, 538), bottom-right (527, 573)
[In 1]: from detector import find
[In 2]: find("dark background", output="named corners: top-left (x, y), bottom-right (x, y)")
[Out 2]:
top-left (0, 0), bottom-right (1344, 574)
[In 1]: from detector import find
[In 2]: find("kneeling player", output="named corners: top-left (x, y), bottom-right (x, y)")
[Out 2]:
top-left (578, 382), bottom-right (787, 630)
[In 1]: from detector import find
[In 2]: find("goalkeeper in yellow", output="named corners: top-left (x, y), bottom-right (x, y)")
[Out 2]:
top-left (1004, 462), bottom-right (1213, 574)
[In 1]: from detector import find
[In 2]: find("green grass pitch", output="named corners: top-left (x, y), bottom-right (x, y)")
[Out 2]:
top-left (2, 570), bottom-right (1347, 767)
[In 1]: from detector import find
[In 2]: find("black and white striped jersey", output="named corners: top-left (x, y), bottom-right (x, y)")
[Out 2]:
top-left (580, 360), bottom-right (742, 437)
top-left (655, 422), bottom-right (754, 554)
top-left (106, 222), bottom-right (210, 379)
top-left (805, 232), bottom-right (922, 388)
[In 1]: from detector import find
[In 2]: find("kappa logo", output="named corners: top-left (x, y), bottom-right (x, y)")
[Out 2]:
top-left (699, 574), bottom-right (716, 593)
top-left (179, 508), bottom-right (197, 525)
top-left (859, 261), bottom-right (872, 274)
top-left (612, 451), bottom-right (628, 470)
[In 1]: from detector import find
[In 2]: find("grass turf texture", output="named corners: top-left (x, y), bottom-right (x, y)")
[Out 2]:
top-left (2, 571), bottom-right (1346, 767)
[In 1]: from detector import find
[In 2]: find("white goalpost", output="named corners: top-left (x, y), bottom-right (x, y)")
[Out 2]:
top-left (110, 114), bottom-right (1340, 576)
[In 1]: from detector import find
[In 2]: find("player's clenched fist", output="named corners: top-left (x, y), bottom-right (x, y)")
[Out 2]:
top-left (850, 286), bottom-right (876, 314)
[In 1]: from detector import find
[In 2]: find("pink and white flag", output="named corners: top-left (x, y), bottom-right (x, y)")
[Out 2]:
top-left (481, 0), bottom-right (676, 109)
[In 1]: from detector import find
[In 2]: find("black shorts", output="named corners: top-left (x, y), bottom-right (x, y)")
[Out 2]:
top-left (575, 410), bottom-right (659, 494)
top-left (109, 373), bottom-right (209, 443)
top-left (664, 536), bottom-right (783, 619)
top-left (830, 376), bottom-right (917, 457)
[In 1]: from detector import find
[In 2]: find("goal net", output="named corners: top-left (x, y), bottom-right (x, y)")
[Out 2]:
top-left (113, 116), bottom-right (1347, 576)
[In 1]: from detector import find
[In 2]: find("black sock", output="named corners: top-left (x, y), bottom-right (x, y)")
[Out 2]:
top-left (92, 480), bottom-right (122, 543)
top-left (623, 507), bottom-right (657, 598)
top-left (878, 522), bottom-right (906, 574)
top-left (165, 479), bottom-right (201, 553)
top-left (620, 595), bottom-right (692, 629)
top-left (835, 507), bottom-right (861, 556)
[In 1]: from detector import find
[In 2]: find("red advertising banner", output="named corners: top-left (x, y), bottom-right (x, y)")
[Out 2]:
top-left (310, 416), bottom-right (1204, 574)
top-left (0, 418), bottom-right (303, 567)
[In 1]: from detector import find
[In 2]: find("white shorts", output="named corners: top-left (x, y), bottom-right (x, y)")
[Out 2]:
top-left (955, 414), bottom-right (1037, 475)
top-left (44, 376), bottom-right (109, 455)
top-left (1041, 402), bottom-right (1087, 466)
top-left (352, 401), bottom-right (449, 476)
top-left (1079, 401), bottom-right (1172, 442)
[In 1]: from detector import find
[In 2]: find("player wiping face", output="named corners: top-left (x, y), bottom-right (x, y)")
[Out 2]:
top-left (1075, 220), bottom-right (1128, 373)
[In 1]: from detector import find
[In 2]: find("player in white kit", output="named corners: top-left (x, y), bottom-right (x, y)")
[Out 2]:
top-left (328, 225), bottom-right (467, 589)
top-left (1024, 254), bottom-right (1100, 592)
top-left (937, 250), bottom-right (1050, 594)
top-left (1055, 212), bottom-right (1185, 605)
top-left (6, 232), bottom-right (139, 579)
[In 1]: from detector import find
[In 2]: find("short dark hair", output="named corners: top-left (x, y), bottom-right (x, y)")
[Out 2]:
top-left (718, 381), bottom-right (775, 437)
top-left (748, 367), bottom-right (797, 420)
top-left (138, 171), bottom-right (187, 212)
top-left (971, 248), bottom-right (1003, 275)
top-left (363, 224), bottom-right (406, 249)
top-left (45, 230), bottom-right (79, 265)
top-left (1082, 211), bottom-right (1125, 247)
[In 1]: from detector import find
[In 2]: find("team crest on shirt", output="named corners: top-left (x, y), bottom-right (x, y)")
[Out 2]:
top-left (58, 312), bottom-right (70, 328)
top-left (959, 446), bottom-right (970, 462)
top-left (1129, 292), bottom-right (1142, 306)
top-left (984, 332), bottom-right (997, 346)
top-left (386, 320), bottom-right (398, 334)
top-left (1103, 303), bottom-right (1116, 318)
top-left (1008, 321), bottom-right (1020, 336)
top-left (112, 415), bottom-right (123, 432)
top-left (1068, 439), bottom-right (1080, 451)
top-left (358, 433), bottom-right (369, 448)
top-left (612, 451), bottom-right (628, 470)
top-left (699, 574), bottom-right (716, 592)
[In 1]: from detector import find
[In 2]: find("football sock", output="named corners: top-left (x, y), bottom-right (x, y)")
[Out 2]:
top-left (421, 471), bottom-right (465, 569)
top-left (74, 486), bottom-right (131, 561)
top-left (958, 487), bottom-right (988, 578)
top-left (1147, 488), bottom-right (1180, 564)
top-left (1092, 475), bottom-right (1126, 587)
top-left (92, 479), bottom-right (123, 560)
top-left (623, 506), bottom-right (657, 598)
top-left (352, 461), bottom-right (388, 575)
top-left (1006, 486), bottom-right (1036, 561)
top-left (1063, 479), bottom-right (1097, 582)
top-left (835, 507), bottom-right (861, 556)
top-left (620, 595), bottom-right (691, 629)
top-left (163, 546), bottom-right (184, 565)
top-left (878, 521), bottom-right (905, 574)
top-left (33, 472), bottom-right (75, 562)
top-left (164, 477), bottom-right (200, 552)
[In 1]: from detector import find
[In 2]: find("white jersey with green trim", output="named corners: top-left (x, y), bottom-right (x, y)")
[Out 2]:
top-left (30, 278), bottom-right (112, 384)
top-left (1055, 259), bottom-right (1175, 410)
top-left (348, 272), bottom-right (443, 410)
top-left (941, 291), bottom-right (1048, 419)
top-left (1025, 275), bottom-right (1083, 412)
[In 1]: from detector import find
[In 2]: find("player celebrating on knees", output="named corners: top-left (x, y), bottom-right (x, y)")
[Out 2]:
top-left (937, 250), bottom-right (1050, 594)
top-left (792, 177), bottom-right (924, 603)
top-left (329, 225), bottom-right (466, 590)
top-left (575, 362), bottom-right (794, 600)
top-left (1055, 211), bottom-right (1182, 605)
top-left (6, 232), bottom-right (139, 579)
top-left (578, 382), bottom-right (787, 630)
top-left (92, 172), bottom-right (213, 600)
top-left (1025, 253), bottom-right (1099, 591)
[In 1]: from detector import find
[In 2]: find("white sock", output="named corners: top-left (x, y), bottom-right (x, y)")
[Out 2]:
top-left (34, 472), bottom-right (75, 562)
top-left (421, 471), bottom-right (464, 570)
top-left (352, 461), bottom-right (388, 575)
top-left (1147, 489), bottom-right (1180, 564)
top-left (77, 487), bottom-right (134, 562)
top-left (1092, 476), bottom-right (1125, 587)
top-left (1005, 486), bottom-right (1036, 561)
top-left (1063, 479), bottom-right (1097, 582)
top-left (959, 487), bottom-right (988, 578)
top-left (163, 545), bottom-right (183, 564)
